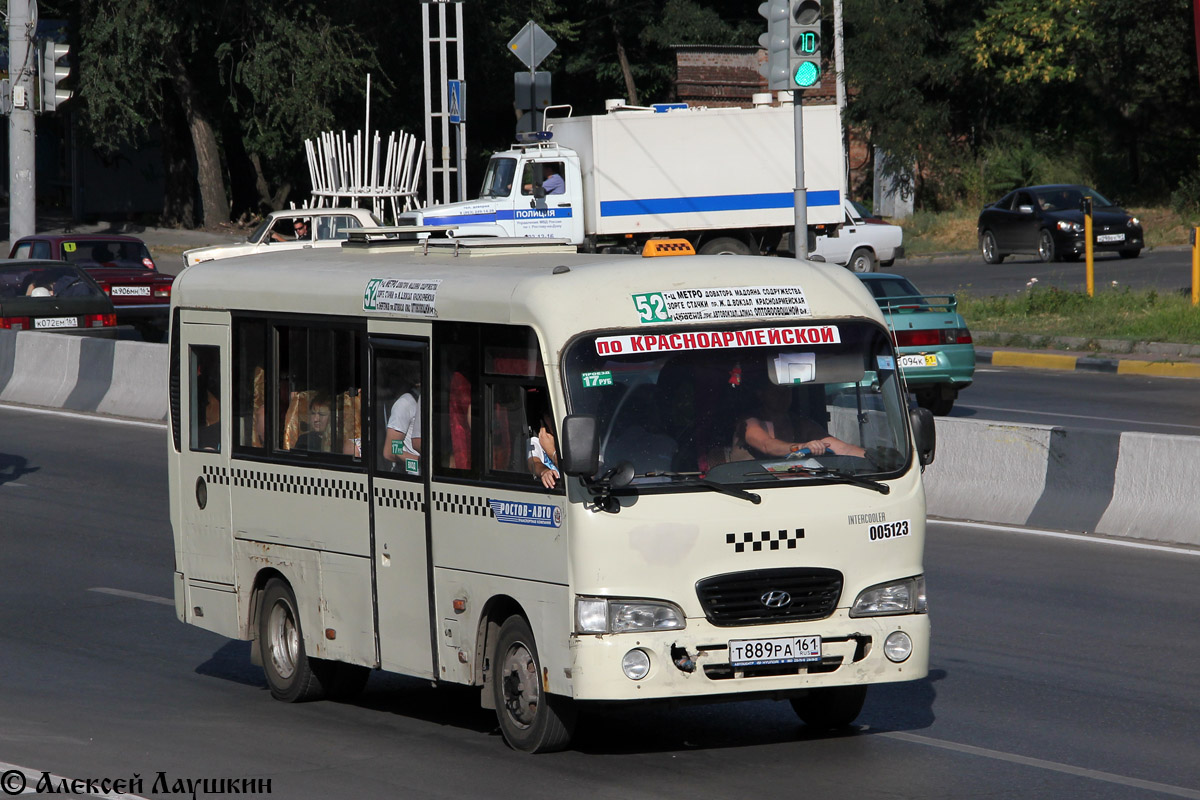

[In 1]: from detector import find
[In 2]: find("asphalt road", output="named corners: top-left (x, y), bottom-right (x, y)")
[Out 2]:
top-left (2, 406), bottom-right (1198, 799)
top-left (950, 363), bottom-right (1200, 436)
top-left (892, 247), bottom-right (1196, 298)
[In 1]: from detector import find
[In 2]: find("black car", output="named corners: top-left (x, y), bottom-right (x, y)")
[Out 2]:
top-left (0, 260), bottom-right (117, 333)
top-left (977, 184), bottom-right (1143, 263)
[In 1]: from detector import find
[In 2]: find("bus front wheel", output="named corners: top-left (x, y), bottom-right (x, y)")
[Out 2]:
top-left (790, 684), bottom-right (868, 730)
top-left (492, 615), bottom-right (576, 753)
top-left (259, 579), bottom-right (325, 703)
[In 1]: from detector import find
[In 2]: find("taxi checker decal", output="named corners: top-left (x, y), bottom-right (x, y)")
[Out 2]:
top-left (364, 278), bottom-right (442, 317)
top-left (596, 325), bottom-right (840, 355)
top-left (631, 285), bottom-right (811, 324)
top-left (726, 529), bottom-right (805, 553)
top-left (488, 499), bottom-right (563, 528)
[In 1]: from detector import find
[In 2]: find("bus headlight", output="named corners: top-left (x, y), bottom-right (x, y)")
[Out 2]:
top-left (849, 575), bottom-right (927, 617)
top-left (884, 631), bottom-right (913, 662)
top-left (575, 597), bottom-right (686, 634)
top-left (622, 649), bottom-right (652, 680)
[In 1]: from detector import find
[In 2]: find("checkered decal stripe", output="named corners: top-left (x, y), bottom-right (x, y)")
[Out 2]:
top-left (230, 468), bottom-right (369, 502)
top-left (433, 492), bottom-right (495, 518)
top-left (201, 465), bottom-right (230, 485)
top-left (726, 529), bottom-right (805, 553)
top-left (375, 486), bottom-right (425, 512)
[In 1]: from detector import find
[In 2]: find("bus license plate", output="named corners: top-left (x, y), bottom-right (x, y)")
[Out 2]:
top-left (899, 353), bottom-right (937, 368)
top-left (729, 635), bottom-right (822, 666)
top-left (34, 317), bottom-right (79, 329)
top-left (1096, 233), bottom-right (1124, 243)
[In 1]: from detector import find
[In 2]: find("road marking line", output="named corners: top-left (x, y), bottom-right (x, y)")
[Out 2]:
top-left (931, 519), bottom-right (1200, 557)
top-left (880, 732), bottom-right (1200, 799)
top-left (0, 403), bottom-right (165, 429)
top-left (0, 760), bottom-right (149, 798)
top-left (964, 403), bottom-right (1200, 432)
top-left (88, 587), bottom-right (174, 606)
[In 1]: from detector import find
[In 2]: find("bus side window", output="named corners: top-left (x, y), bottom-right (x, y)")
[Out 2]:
top-left (233, 319), bottom-right (267, 451)
top-left (189, 345), bottom-right (221, 453)
top-left (434, 334), bottom-right (476, 475)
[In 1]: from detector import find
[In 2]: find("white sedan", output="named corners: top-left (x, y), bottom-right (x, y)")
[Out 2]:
top-left (182, 208), bottom-right (382, 267)
top-left (810, 200), bottom-right (904, 273)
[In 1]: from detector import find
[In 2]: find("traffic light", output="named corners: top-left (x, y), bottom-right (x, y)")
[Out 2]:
top-left (758, 1), bottom-right (790, 91)
top-left (40, 40), bottom-right (72, 112)
top-left (788, 0), bottom-right (822, 89)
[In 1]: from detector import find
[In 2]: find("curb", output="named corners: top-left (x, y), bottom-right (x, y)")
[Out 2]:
top-left (978, 348), bottom-right (1200, 379)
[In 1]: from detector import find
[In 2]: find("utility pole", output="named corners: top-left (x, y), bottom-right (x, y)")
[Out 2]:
top-left (8, 0), bottom-right (37, 241)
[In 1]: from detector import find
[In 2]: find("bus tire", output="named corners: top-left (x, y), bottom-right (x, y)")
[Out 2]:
top-left (492, 615), bottom-right (576, 753)
top-left (790, 684), bottom-right (868, 730)
top-left (259, 579), bottom-right (325, 703)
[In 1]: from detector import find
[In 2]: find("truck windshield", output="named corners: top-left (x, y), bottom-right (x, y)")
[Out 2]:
top-left (480, 158), bottom-right (517, 198)
top-left (563, 321), bottom-right (910, 488)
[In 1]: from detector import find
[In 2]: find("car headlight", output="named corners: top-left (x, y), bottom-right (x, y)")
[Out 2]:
top-left (1127, 216), bottom-right (1141, 228)
top-left (1056, 220), bottom-right (1084, 233)
top-left (575, 597), bottom-right (685, 633)
top-left (849, 575), bottom-right (927, 617)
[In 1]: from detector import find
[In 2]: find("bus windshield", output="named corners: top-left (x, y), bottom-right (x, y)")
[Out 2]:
top-left (563, 321), bottom-right (910, 487)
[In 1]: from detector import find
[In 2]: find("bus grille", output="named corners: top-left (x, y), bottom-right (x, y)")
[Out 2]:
top-left (696, 568), bottom-right (843, 626)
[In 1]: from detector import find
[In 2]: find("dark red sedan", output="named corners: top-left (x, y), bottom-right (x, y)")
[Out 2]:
top-left (8, 234), bottom-right (173, 341)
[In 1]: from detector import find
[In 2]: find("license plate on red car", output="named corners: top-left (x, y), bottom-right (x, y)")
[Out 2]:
top-left (111, 286), bottom-right (151, 296)
top-left (34, 317), bottom-right (79, 329)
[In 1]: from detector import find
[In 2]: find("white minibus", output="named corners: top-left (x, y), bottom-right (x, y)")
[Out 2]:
top-left (168, 236), bottom-right (935, 752)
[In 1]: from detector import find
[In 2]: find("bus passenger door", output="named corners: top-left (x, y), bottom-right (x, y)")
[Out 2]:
top-left (178, 322), bottom-right (235, 588)
top-left (370, 339), bottom-right (435, 679)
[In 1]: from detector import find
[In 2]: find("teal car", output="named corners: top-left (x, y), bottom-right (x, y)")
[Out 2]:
top-left (858, 274), bottom-right (975, 415)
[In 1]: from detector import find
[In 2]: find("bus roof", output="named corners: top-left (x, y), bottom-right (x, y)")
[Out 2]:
top-left (171, 243), bottom-right (886, 352)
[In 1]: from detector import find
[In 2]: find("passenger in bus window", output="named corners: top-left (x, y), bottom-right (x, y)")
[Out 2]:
top-left (731, 380), bottom-right (864, 461)
top-left (383, 368), bottom-right (422, 468)
top-left (527, 400), bottom-right (559, 490)
top-left (295, 392), bottom-right (333, 452)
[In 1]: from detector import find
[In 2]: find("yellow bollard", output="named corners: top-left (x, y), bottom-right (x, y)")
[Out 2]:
top-left (1083, 195), bottom-right (1094, 297)
top-left (1192, 227), bottom-right (1199, 307)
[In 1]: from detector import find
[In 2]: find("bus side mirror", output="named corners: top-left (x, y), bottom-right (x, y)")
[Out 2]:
top-left (560, 414), bottom-right (600, 476)
top-left (910, 407), bottom-right (936, 466)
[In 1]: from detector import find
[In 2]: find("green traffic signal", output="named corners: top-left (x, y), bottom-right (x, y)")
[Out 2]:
top-left (793, 61), bottom-right (820, 88)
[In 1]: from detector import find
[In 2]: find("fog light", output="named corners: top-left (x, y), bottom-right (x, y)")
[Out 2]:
top-left (622, 648), bottom-right (651, 680)
top-left (884, 631), bottom-right (912, 663)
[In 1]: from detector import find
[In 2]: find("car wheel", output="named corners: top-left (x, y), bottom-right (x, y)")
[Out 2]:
top-left (848, 247), bottom-right (877, 273)
top-left (916, 386), bottom-right (956, 416)
top-left (980, 230), bottom-right (1003, 264)
top-left (1037, 229), bottom-right (1057, 262)
top-left (698, 236), bottom-right (752, 256)
top-left (1119, 248), bottom-right (1141, 259)
top-left (492, 615), bottom-right (576, 753)
top-left (790, 685), bottom-right (868, 730)
top-left (259, 579), bottom-right (326, 702)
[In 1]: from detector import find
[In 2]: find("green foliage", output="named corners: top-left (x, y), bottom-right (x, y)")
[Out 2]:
top-left (1170, 156), bottom-right (1200, 220)
top-left (961, 286), bottom-right (1200, 344)
top-left (963, 0), bottom-right (1095, 84)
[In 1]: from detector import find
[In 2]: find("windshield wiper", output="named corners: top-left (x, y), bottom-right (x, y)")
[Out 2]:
top-left (636, 471), bottom-right (761, 504)
top-left (744, 465), bottom-right (890, 495)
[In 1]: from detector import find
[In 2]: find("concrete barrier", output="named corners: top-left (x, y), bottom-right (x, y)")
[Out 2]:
top-left (0, 330), bottom-right (167, 421)
top-left (2, 328), bottom-right (1196, 547)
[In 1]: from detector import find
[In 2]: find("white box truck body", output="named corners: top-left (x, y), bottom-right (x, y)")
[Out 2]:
top-left (400, 101), bottom-right (846, 255)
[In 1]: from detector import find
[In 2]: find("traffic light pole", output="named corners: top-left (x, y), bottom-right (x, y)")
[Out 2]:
top-left (8, 0), bottom-right (37, 241)
top-left (793, 95), bottom-right (807, 260)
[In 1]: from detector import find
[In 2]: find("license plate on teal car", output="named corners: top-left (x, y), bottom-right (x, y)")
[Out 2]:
top-left (899, 353), bottom-right (937, 368)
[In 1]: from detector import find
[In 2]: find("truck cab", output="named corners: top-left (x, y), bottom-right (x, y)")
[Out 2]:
top-left (402, 141), bottom-right (585, 244)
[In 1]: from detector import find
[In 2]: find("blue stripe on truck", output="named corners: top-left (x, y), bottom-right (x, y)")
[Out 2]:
top-left (421, 208), bottom-right (574, 226)
top-left (600, 190), bottom-right (840, 218)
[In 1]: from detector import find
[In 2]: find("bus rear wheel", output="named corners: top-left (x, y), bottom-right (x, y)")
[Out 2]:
top-left (259, 579), bottom-right (326, 703)
top-left (790, 685), bottom-right (868, 730)
top-left (492, 615), bottom-right (576, 753)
